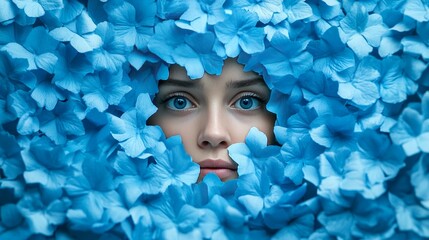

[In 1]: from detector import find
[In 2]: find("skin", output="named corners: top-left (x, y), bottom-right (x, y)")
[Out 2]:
top-left (149, 59), bottom-right (276, 182)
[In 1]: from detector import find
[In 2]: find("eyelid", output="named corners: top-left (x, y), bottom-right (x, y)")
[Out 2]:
top-left (230, 92), bottom-right (267, 110)
top-left (160, 92), bottom-right (197, 110)
top-left (234, 92), bottom-right (267, 103)
top-left (159, 92), bottom-right (192, 103)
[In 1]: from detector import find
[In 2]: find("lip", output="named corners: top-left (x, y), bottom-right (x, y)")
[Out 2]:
top-left (197, 159), bottom-right (237, 181)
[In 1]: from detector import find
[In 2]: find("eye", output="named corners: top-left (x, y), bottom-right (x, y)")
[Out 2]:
top-left (233, 95), bottom-right (262, 110)
top-left (166, 96), bottom-right (193, 110)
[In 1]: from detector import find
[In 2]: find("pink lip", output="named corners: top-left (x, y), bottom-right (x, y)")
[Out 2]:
top-left (198, 159), bottom-right (237, 181)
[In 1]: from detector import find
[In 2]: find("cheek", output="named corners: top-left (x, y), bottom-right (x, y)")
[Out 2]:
top-left (160, 120), bottom-right (198, 158)
top-left (230, 113), bottom-right (276, 144)
top-left (150, 113), bottom-right (197, 147)
top-left (246, 114), bottom-right (276, 144)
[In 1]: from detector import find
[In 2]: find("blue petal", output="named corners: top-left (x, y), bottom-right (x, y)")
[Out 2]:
top-left (404, 0), bottom-right (429, 22)
top-left (284, 0), bottom-right (313, 23)
top-left (0, 0), bottom-right (17, 23)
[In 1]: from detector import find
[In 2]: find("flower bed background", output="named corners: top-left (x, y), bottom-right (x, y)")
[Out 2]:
top-left (1, 0), bottom-right (429, 239)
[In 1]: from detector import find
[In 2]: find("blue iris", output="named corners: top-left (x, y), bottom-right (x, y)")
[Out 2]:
top-left (235, 96), bottom-right (261, 110)
top-left (167, 96), bottom-right (192, 110)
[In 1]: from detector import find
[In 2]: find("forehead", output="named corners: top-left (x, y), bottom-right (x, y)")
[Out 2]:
top-left (168, 59), bottom-right (260, 82)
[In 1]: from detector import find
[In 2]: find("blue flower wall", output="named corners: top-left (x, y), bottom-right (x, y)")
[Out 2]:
top-left (1, 0), bottom-right (429, 239)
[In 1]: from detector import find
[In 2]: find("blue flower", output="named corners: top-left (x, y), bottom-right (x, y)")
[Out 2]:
top-left (354, 101), bottom-right (385, 131)
top-left (64, 153), bottom-right (129, 233)
top-left (318, 195), bottom-right (397, 239)
top-left (71, 109), bottom-right (117, 155)
top-left (0, 131), bottom-right (24, 179)
top-left (37, 99), bottom-right (85, 144)
top-left (113, 151), bottom-right (164, 205)
top-left (191, 173), bottom-right (237, 207)
top-left (176, 0), bottom-right (226, 32)
top-left (120, 214), bottom-right (154, 240)
top-left (404, 0), bottom-right (429, 22)
top-left (104, 0), bottom-right (156, 50)
top-left (86, 22), bottom-right (128, 73)
top-left (401, 22), bottom-right (429, 61)
top-left (1, 26), bottom-right (58, 73)
top-left (314, 0), bottom-right (344, 24)
top-left (318, 148), bottom-right (363, 206)
top-left (6, 90), bottom-right (38, 135)
top-left (228, 127), bottom-right (281, 177)
top-left (307, 27), bottom-right (355, 78)
top-left (236, 174), bottom-right (313, 237)
top-left (247, 33), bottom-right (313, 79)
top-left (147, 20), bottom-right (188, 64)
top-left (265, 89), bottom-right (295, 126)
top-left (214, 9), bottom-right (265, 57)
top-left (274, 106), bottom-right (318, 144)
top-left (297, 72), bottom-right (346, 116)
top-left (332, 56), bottom-right (380, 107)
top-left (31, 71), bottom-right (66, 111)
top-left (309, 114), bottom-right (357, 149)
top-left (156, 0), bottom-right (189, 20)
top-left (355, 130), bottom-right (406, 195)
top-left (172, 32), bottom-right (224, 78)
top-left (239, 0), bottom-right (283, 24)
top-left (21, 136), bottom-right (75, 193)
top-left (114, 135), bottom-right (199, 205)
top-left (0, 203), bottom-right (31, 239)
top-left (0, 99), bottom-right (15, 125)
top-left (49, 10), bottom-right (103, 53)
top-left (281, 135), bottom-right (324, 185)
top-left (402, 55), bottom-right (427, 90)
top-left (12, 0), bottom-right (63, 18)
top-left (0, 0), bottom-right (18, 24)
top-left (109, 93), bottom-right (165, 158)
top-left (377, 2), bottom-right (414, 57)
top-left (0, 50), bottom-right (29, 96)
top-left (52, 44), bottom-right (94, 94)
top-left (339, 3), bottom-right (388, 58)
top-left (149, 135), bottom-right (200, 189)
top-left (390, 92), bottom-right (429, 156)
top-left (49, 0), bottom-right (84, 24)
top-left (379, 56), bottom-right (415, 104)
top-left (282, 0), bottom-right (313, 23)
top-left (263, 213), bottom-right (314, 239)
top-left (81, 70), bottom-right (132, 112)
top-left (16, 189), bottom-right (71, 236)
top-left (148, 184), bottom-right (204, 239)
top-left (200, 194), bottom-right (248, 239)
top-left (126, 60), bottom-right (169, 95)
top-left (410, 154), bottom-right (429, 208)
top-left (235, 172), bottom-right (279, 218)
top-left (389, 193), bottom-right (429, 238)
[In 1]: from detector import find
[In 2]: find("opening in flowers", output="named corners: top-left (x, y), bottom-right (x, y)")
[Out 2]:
top-left (148, 58), bottom-right (276, 182)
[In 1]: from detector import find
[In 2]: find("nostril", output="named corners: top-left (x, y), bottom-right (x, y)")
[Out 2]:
top-left (201, 140), bottom-right (210, 147)
top-left (199, 139), bottom-right (228, 148)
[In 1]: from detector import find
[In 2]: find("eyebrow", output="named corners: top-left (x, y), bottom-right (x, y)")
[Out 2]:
top-left (226, 77), bottom-right (266, 88)
top-left (158, 79), bottom-right (202, 89)
top-left (159, 77), bottom-right (265, 89)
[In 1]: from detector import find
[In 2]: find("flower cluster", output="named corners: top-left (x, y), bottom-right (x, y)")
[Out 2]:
top-left (1, 0), bottom-right (429, 239)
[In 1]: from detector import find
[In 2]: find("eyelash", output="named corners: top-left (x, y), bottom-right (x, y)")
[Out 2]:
top-left (159, 92), bottom-right (267, 111)
top-left (160, 92), bottom-right (196, 111)
top-left (232, 92), bottom-right (267, 111)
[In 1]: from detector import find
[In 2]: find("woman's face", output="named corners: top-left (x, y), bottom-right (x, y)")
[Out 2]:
top-left (149, 59), bottom-right (276, 182)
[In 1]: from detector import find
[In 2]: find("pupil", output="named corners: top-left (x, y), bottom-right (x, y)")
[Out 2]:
top-left (240, 98), bottom-right (252, 109)
top-left (174, 98), bottom-right (186, 109)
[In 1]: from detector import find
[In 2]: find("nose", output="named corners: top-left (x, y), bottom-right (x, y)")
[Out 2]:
top-left (197, 107), bottom-right (231, 149)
